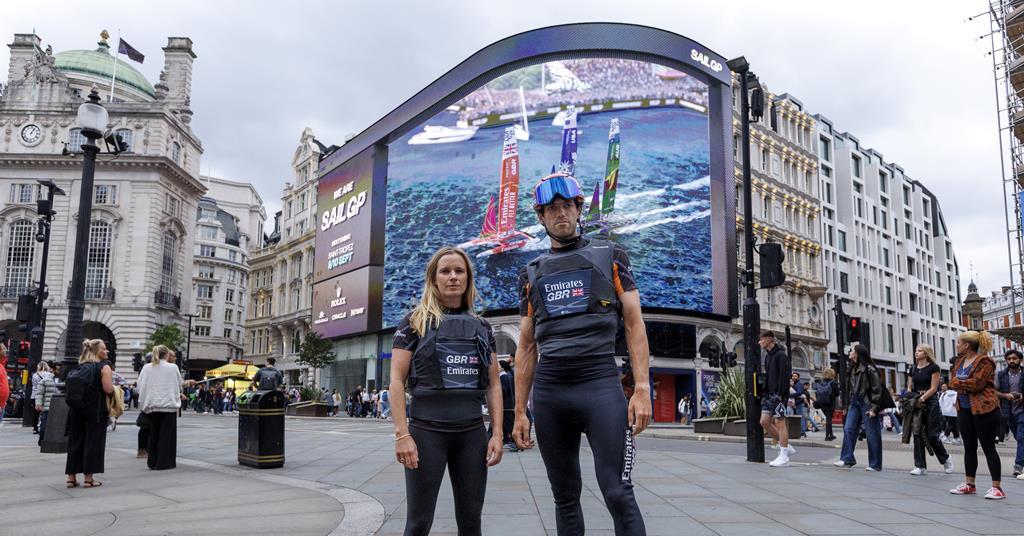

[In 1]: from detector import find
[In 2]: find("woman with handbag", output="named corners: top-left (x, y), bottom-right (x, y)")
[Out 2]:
top-left (137, 345), bottom-right (183, 470)
top-left (948, 331), bottom-right (1005, 499)
top-left (835, 344), bottom-right (884, 471)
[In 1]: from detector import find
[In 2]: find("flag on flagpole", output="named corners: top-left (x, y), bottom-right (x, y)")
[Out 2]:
top-left (118, 38), bottom-right (145, 63)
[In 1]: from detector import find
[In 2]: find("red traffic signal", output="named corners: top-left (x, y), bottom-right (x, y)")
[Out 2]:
top-left (845, 316), bottom-right (862, 343)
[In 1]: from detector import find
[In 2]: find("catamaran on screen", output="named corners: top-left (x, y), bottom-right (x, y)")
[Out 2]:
top-left (583, 118), bottom-right (633, 235)
top-left (457, 127), bottom-right (533, 258)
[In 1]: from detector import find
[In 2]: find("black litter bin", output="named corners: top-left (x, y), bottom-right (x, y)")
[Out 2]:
top-left (237, 390), bottom-right (286, 468)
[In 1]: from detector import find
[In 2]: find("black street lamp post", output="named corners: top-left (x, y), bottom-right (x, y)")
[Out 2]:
top-left (62, 88), bottom-right (107, 371)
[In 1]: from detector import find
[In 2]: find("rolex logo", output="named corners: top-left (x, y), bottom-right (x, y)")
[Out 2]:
top-left (336, 285), bottom-right (343, 299)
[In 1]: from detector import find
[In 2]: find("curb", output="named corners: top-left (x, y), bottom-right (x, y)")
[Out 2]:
top-left (112, 448), bottom-right (386, 535)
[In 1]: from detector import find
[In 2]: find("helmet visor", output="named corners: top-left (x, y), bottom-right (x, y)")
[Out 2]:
top-left (534, 174), bottom-right (583, 206)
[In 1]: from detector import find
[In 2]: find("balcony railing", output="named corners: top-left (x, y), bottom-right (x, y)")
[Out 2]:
top-left (0, 285), bottom-right (34, 300)
top-left (69, 283), bottom-right (116, 303)
top-left (154, 289), bottom-right (181, 310)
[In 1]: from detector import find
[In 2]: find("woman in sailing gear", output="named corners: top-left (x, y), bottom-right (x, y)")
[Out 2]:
top-left (389, 246), bottom-right (504, 536)
top-left (512, 173), bottom-right (650, 535)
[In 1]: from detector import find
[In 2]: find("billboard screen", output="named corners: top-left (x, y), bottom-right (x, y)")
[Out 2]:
top-left (383, 57), bottom-right (718, 327)
top-left (314, 145), bottom-right (385, 283)
top-left (311, 266), bottom-right (383, 339)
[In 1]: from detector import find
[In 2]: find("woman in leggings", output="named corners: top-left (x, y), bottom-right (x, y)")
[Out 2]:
top-left (389, 246), bottom-right (504, 535)
top-left (949, 330), bottom-right (1004, 499)
top-left (907, 344), bottom-right (952, 475)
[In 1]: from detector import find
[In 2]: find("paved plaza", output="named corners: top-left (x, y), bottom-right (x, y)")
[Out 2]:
top-left (1, 412), bottom-right (1022, 535)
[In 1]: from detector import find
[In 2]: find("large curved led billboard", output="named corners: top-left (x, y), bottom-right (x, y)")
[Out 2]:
top-left (384, 58), bottom-right (713, 327)
top-left (314, 23), bottom-right (737, 341)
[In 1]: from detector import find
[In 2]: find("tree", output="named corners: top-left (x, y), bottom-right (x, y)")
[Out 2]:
top-left (296, 331), bottom-right (336, 385)
top-left (146, 324), bottom-right (185, 354)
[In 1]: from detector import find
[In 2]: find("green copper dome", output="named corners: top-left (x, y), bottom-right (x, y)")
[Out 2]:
top-left (54, 43), bottom-right (156, 98)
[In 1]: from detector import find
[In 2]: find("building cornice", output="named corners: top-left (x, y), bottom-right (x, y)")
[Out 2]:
top-left (0, 153), bottom-right (206, 196)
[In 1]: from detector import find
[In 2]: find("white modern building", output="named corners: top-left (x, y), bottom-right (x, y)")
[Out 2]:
top-left (246, 128), bottom-right (322, 385)
top-left (0, 31), bottom-right (203, 376)
top-left (187, 176), bottom-right (264, 370)
top-left (816, 115), bottom-right (963, 385)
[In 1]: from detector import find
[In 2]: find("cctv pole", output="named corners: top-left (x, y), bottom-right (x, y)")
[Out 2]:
top-left (730, 57), bottom-right (765, 463)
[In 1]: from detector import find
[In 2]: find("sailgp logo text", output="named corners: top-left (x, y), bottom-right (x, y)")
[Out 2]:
top-left (691, 49), bottom-right (723, 73)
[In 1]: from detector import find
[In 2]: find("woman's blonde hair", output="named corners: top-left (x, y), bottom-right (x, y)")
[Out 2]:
top-left (960, 330), bottom-right (994, 356)
top-left (36, 361), bottom-right (51, 373)
top-left (409, 246), bottom-right (479, 336)
top-left (151, 345), bottom-right (169, 366)
top-left (79, 339), bottom-right (105, 364)
top-left (822, 368), bottom-right (836, 380)
top-left (915, 344), bottom-right (937, 365)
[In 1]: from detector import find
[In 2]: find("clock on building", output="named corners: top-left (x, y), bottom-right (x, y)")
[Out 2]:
top-left (20, 124), bottom-right (42, 146)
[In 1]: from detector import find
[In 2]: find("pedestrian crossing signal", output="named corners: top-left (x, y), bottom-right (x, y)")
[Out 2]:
top-left (845, 317), bottom-right (862, 343)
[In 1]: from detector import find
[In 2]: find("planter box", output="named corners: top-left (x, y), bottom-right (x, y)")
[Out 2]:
top-left (722, 419), bottom-right (747, 436)
top-left (286, 402), bottom-right (331, 417)
top-left (692, 417), bottom-right (728, 434)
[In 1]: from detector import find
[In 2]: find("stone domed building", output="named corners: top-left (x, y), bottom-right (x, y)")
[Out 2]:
top-left (0, 31), bottom-right (205, 376)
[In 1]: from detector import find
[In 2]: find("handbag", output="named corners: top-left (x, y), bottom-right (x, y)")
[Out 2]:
top-left (876, 370), bottom-right (897, 411)
top-left (136, 411), bottom-right (151, 428)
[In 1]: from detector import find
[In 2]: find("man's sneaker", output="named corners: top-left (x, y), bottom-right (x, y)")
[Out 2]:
top-left (1013, 464), bottom-right (1023, 477)
top-left (940, 435), bottom-right (950, 443)
top-left (833, 460), bottom-right (854, 467)
top-left (984, 487), bottom-right (1006, 500)
top-left (783, 445), bottom-right (796, 456)
top-left (949, 483), bottom-right (977, 495)
top-left (865, 467), bottom-right (879, 472)
top-left (944, 460), bottom-right (955, 474)
top-left (768, 452), bottom-right (790, 467)
top-left (909, 467), bottom-right (927, 476)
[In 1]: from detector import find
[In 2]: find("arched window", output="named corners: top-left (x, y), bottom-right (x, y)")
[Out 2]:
top-left (114, 128), bottom-right (133, 153)
top-left (4, 219), bottom-right (36, 291)
top-left (160, 231), bottom-right (177, 293)
top-left (85, 221), bottom-right (112, 298)
top-left (68, 128), bottom-right (87, 152)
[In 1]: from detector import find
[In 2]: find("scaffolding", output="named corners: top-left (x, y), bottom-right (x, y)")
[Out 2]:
top-left (985, 0), bottom-right (1024, 319)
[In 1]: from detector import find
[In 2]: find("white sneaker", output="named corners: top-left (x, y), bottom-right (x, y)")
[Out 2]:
top-left (782, 445), bottom-right (796, 456)
top-left (769, 452), bottom-right (790, 467)
top-left (833, 460), bottom-right (851, 467)
top-left (909, 467), bottom-right (927, 476)
top-left (865, 467), bottom-right (879, 472)
top-left (943, 460), bottom-right (955, 474)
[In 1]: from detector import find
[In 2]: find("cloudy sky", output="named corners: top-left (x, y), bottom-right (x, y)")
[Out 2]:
top-left (2, 1), bottom-right (1010, 295)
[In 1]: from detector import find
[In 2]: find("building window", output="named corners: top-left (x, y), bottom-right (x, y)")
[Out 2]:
top-left (200, 245), bottom-right (216, 258)
top-left (851, 155), bottom-right (862, 178)
top-left (85, 221), bottom-right (112, 294)
top-left (194, 325), bottom-right (211, 337)
top-left (160, 232), bottom-right (177, 293)
top-left (888, 325), bottom-right (895, 353)
top-left (199, 226), bottom-right (217, 240)
top-left (114, 128), bottom-right (133, 153)
top-left (903, 186), bottom-right (911, 206)
top-left (299, 192), bottom-right (307, 210)
top-left (68, 128), bottom-right (86, 151)
top-left (885, 286), bottom-right (892, 305)
top-left (197, 284), bottom-right (214, 299)
top-left (824, 182), bottom-right (832, 204)
top-left (165, 194), bottom-right (180, 217)
top-left (171, 142), bottom-right (181, 165)
top-left (839, 272), bottom-right (849, 293)
top-left (837, 230), bottom-right (847, 252)
top-left (225, 288), bottom-right (235, 303)
top-left (224, 328), bottom-right (233, 339)
top-left (4, 219), bottom-right (36, 289)
top-left (198, 305), bottom-right (212, 319)
top-left (94, 185), bottom-right (117, 205)
top-left (291, 329), bottom-right (302, 354)
top-left (879, 172), bottom-right (888, 193)
top-left (198, 265), bottom-right (214, 278)
top-left (224, 309), bottom-right (233, 323)
top-left (9, 183), bottom-right (40, 203)
top-left (909, 293), bottom-right (918, 312)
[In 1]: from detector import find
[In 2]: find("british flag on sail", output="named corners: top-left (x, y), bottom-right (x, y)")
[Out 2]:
top-left (557, 106), bottom-right (579, 176)
top-left (498, 127), bottom-right (520, 235)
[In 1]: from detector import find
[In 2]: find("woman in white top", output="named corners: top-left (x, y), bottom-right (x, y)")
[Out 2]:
top-left (137, 345), bottom-right (183, 470)
top-left (939, 383), bottom-right (961, 444)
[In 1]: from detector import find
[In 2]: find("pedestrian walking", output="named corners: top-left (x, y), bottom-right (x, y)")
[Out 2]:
top-left (835, 344), bottom-right (884, 472)
top-left (389, 246), bottom-right (504, 536)
top-left (33, 363), bottom-right (56, 446)
top-left (939, 383), bottom-right (960, 443)
top-left (332, 389), bottom-right (341, 416)
top-left (678, 393), bottom-right (692, 425)
top-left (949, 330), bottom-right (1005, 499)
top-left (814, 369), bottom-right (838, 441)
top-left (790, 372), bottom-right (809, 437)
top-left (759, 331), bottom-right (794, 466)
top-left (65, 339), bottom-right (115, 488)
top-left (512, 173), bottom-right (651, 535)
top-left (995, 349), bottom-right (1024, 477)
top-left (0, 343), bottom-right (9, 423)
top-left (137, 345), bottom-right (183, 470)
top-left (380, 388), bottom-right (391, 420)
top-left (253, 358), bottom-right (284, 391)
top-left (906, 344), bottom-right (953, 476)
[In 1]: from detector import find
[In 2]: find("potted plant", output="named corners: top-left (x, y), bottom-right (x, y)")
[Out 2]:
top-left (713, 369), bottom-right (748, 436)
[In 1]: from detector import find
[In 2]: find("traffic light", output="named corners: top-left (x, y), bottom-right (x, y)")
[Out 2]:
top-left (759, 242), bottom-right (785, 288)
top-left (132, 352), bottom-right (143, 372)
top-left (845, 316), bottom-right (862, 343)
top-left (708, 353), bottom-right (720, 368)
top-left (725, 352), bottom-right (738, 368)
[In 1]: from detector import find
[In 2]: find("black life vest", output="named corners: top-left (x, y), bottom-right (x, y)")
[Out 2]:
top-left (527, 239), bottom-right (620, 359)
top-left (408, 312), bottom-right (493, 424)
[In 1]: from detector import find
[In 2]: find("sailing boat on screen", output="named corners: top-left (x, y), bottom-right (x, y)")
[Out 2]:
top-left (458, 126), bottom-right (533, 258)
top-left (584, 118), bottom-right (633, 236)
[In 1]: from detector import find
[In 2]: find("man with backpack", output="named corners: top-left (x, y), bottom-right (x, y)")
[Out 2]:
top-left (253, 357), bottom-right (283, 391)
top-left (815, 369), bottom-right (838, 441)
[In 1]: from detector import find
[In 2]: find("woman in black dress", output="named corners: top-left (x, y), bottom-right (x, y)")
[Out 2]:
top-left (907, 344), bottom-right (953, 475)
top-left (65, 339), bottom-right (115, 488)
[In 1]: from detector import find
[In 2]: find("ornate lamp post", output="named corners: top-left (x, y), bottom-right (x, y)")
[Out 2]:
top-left (63, 88), bottom-right (107, 370)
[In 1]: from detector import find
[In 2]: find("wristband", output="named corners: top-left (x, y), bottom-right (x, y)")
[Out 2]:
top-left (395, 433), bottom-right (411, 441)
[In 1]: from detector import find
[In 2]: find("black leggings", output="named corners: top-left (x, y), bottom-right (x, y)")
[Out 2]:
top-left (146, 412), bottom-right (177, 470)
top-left (404, 424), bottom-right (488, 536)
top-left (820, 403), bottom-right (835, 437)
top-left (945, 416), bottom-right (960, 438)
top-left (533, 375), bottom-right (646, 536)
top-left (958, 408), bottom-right (1001, 482)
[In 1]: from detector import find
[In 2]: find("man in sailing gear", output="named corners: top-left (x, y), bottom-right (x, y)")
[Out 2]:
top-left (512, 174), bottom-right (650, 535)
